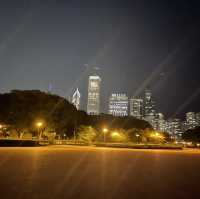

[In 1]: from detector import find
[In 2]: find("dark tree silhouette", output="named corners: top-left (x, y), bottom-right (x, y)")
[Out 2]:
top-left (0, 90), bottom-right (151, 138)
top-left (182, 127), bottom-right (200, 143)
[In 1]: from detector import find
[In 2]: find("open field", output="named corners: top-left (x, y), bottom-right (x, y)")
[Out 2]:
top-left (0, 146), bottom-right (200, 199)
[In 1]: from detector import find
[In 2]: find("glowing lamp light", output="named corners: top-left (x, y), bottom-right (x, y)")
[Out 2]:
top-left (112, 132), bottom-right (119, 137)
top-left (36, 122), bottom-right (43, 127)
top-left (155, 132), bottom-right (159, 137)
top-left (103, 128), bottom-right (108, 133)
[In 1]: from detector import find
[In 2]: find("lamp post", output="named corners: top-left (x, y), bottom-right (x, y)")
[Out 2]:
top-left (103, 128), bottom-right (108, 144)
top-left (36, 122), bottom-right (43, 140)
top-left (136, 134), bottom-right (140, 144)
top-left (0, 124), bottom-right (2, 135)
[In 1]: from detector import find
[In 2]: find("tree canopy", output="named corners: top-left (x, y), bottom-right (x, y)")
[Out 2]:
top-left (0, 90), bottom-right (152, 138)
top-left (182, 127), bottom-right (200, 143)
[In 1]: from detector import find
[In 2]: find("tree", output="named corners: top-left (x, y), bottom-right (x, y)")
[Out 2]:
top-left (0, 90), bottom-right (77, 137)
top-left (77, 126), bottom-right (97, 144)
top-left (109, 129), bottom-right (129, 143)
top-left (126, 128), bottom-right (143, 143)
top-left (0, 90), bottom-right (152, 139)
top-left (182, 127), bottom-right (200, 143)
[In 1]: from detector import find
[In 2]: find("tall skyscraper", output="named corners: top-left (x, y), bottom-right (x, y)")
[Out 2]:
top-left (153, 113), bottom-right (166, 132)
top-left (166, 118), bottom-right (182, 140)
top-left (87, 75), bottom-right (101, 115)
top-left (196, 112), bottom-right (200, 126)
top-left (130, 97), bottom-right (143, 119)
top-left (144, 89), bottom-right (156, 124)
top-left (72, 88), bottom-right (81, 110)
top-left (186, 112), bottom-right (197, 129)
top-left (109, 93), bottom-right (128, 117)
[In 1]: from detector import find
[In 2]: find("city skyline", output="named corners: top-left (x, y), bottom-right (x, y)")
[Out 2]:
top-left (0, 0), bottom-right (199, 118)
top-left (72, 75), bottom-right (200, 135)
top-left (81, 75), bottom-right (200, 138)
top-left (1, 71), bottom-right (200, 120)
top-left (71, 73), bottom-right (199, 119)
top-left (0, 2), bottom-right (200, 199)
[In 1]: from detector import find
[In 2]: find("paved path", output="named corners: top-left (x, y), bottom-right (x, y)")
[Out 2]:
top-left (0, 146), bottom-right (200, 199)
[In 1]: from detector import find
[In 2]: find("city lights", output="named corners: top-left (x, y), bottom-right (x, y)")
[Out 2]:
top-left (130, 98), bottom-right (143, 119)
top-left (109, 93), bottom-right (128, 116)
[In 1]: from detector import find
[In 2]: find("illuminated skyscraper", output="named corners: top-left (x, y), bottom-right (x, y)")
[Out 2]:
top-left (186, 112), bottom-right (197, 129)
top-left (72, 88), bottom-right (81, 110)
top-left (144, 89), bottom-right (156, 124)
top-left (166, 118), bottom-right (182, 140)
top-left (196, 112), bottom-right (200, 126)
top-left (153, 113), bottom-right (166, 132)
top-left (130, 97), bottom-right (143, 119)
top-left (109, 93), bottom-right (128, 117)
top-left (87, 75), bottom-right (101, 115)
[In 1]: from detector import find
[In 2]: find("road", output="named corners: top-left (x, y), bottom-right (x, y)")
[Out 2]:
top-left (0, 146), bottom-right (200, 199)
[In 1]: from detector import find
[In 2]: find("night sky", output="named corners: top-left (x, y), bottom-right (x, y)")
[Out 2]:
top-left (0, 0), bottom-right (199, 118)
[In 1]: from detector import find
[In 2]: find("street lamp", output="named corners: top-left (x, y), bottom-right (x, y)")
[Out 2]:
top-left (103, 128), bottom-right (108, 144)
top-left (136, 134), bottom-right (140, 144)
top-left (36, 122), bottom-right (43, 139)
top-left (37, 122), bottom-right (43, 128)
top-left (103, 128), bottom-right (108, 133)
top-left (155, 132), bottom-right (159, 137)
top-left (151, 132), bottom-right (164, 143)
top-left (0, 125), bottom-right (2, 134)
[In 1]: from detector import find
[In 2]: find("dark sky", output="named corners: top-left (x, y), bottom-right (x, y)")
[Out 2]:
top-left (0, 0), bottom-right (199, 119)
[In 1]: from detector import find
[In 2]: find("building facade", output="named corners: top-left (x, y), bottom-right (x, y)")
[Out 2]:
top-left (153, 113), bottom-right (166, 132)
top-left (196, 112), bottom-right (200, 126)
top-left (186, 112), bottom-right (197, 130)
top-left (108, 93), bottom-right (128, 117)
top-left (166, 118), bottom-right (182, 140)
top-left (87, 75), bottom-right (101, 115)
top-left (130, 97), bottom-right (143, 119)
top-left (144, 89), bottom-right (156, 124)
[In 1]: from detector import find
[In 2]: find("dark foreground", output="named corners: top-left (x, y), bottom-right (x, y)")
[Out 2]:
top-left (0, 146), bottom-right (200, 199)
